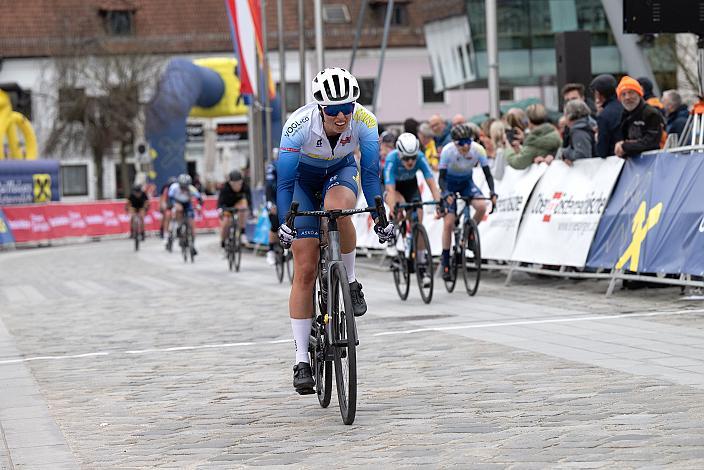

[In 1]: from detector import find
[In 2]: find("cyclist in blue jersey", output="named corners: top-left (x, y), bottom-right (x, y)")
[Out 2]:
top-left (168, 174), bottom-right (204, 257)
top-left (384, 132), bottom-right (441, 286)
top-left (439, 124), bottom-right (497, 281)
top-left (264, 152), bottom-right (279, 265)
top-left (276, 67), bottom-right (394, 395)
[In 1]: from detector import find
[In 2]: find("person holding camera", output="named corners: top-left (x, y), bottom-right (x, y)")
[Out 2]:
top-left (504, 104), bottom-right (562, 169)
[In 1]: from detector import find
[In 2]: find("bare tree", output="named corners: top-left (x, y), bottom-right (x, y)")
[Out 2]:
top-left (42, 17), bottom-right (163, 199)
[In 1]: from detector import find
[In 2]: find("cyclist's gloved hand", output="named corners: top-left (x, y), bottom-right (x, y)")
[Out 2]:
top-left (374, 220), bottom-right (395, 244)
top-left (278, 224), bottom-right (296, 248)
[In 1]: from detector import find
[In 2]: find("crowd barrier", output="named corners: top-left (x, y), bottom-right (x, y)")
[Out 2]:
top-left (0, 197), bottom-right (221, 245)
top-left (355, 151), bottom-right (704, 295)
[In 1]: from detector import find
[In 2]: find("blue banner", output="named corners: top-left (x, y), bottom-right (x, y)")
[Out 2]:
top-left (0, 160), bottom-right (60, 204)
top-left (587, 152), bottom-right (704, 275)
top-left (0, 208), bottom-right (14, 245)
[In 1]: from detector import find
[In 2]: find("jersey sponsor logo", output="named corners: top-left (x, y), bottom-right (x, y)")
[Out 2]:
top-left (353, 108), bottom-right (376, 129)
top-left (284, 116), bottom-right (310, 138)
top-left (315, 138), bottom-right (323, 147)
top-left (339, 135), bottom-right (352, 146)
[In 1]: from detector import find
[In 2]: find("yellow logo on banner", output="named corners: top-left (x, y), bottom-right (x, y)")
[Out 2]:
top-left (33, 173), bottom-right (51, 202)
top-left (616, 200), bottom-right (663, 272)
top-left (0, 218), bottom-right (7, 233)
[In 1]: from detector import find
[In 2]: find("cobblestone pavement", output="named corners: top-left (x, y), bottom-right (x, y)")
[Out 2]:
top-left (1, 235), bottom-right (704, 469)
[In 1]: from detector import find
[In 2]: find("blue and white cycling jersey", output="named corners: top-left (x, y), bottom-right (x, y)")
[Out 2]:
top-left (383, 150), bottom-right (433, 185)
top-left (438, 141), bottom-right (489, 184)
top-left (276, 102), bottom-right (381, 231)
top-left (168, 182), bottom-right (202, 205)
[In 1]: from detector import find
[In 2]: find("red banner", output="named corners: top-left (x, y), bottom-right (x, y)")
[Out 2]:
top-left (2, 197), bottom-right (220, 243)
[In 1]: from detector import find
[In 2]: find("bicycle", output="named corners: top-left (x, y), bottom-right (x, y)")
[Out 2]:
top-left (221, 208), bottom-right (243, 272)
top-left (130, 212), bottom-right (144, 252)
top-left (177, 212), bottom-right (196, 263)
top-left (284, 195), bottom-right (387, 425)
top-left (442, 194), bottom-right (492, 296)
top-left (274, 243), bottom-right (294, 284)
top-left (389, 200), bottom-right (438, 304)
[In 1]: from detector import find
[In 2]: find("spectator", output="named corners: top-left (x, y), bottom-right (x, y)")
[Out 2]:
top-left (505, 104), bottom-right (562, 169)
top-left (560, 99), bottom-right (596, 165)
top-left (662, 89), bottom-right (689, 137)
top-left (418, 122), bottom-right (439, 170)
top-left (479, 118), bottom-right (497, 159)
top-left (404, 117), bottom-right (419, 136)
top-left (590, 74), bottom-right (623, 158)
top-left (489, 120), bottom-right (509, 179)
top-left (562, 82), bottom-right (597, 116)
top-left (451, 114), bottom-right (466, 126)
top-left (637, 77), bottom-right (665, 114)
top-left (614, 76), bottom-right (664, 158)
top-left (467, 122), bottom-right (482, 142)
top-left (503, 108), bottom-right (527, 145)
top-left (429, 114), bottom-right (452, 152)
top-left (379, 130), bottom-right (397, 172)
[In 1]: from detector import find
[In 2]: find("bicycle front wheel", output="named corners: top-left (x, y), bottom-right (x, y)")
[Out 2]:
top-left (285, 250), bottom-right (294, 284)
top-left (132, 219), bottom-right (140, 252)
top-left (444, 243), bottom-right (459, 293)
top-left (392, 226), bottom-right (410, 300)
top-left (413, 223), bottom-right (433, 304)
top-left (233, 225), bottom-right (242, 272)
top-left (462, 219), bottom-right (481, 296)
top-left (330, 263), bottom-right (357, 425)
top-left (311, 275), bottom-right (332, 408)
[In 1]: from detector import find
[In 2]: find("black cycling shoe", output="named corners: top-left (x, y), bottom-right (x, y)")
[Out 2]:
top-left (442, 265), bottom-right (452, 282)
top-left (349, 281), bottom-right (367, 317)
top-left (293, 362), bottom-right (315, 395)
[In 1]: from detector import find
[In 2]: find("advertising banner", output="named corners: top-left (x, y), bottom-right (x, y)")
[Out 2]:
top-left (0, 160), bottom-right (60, 204)
top-left (2, 197), bottom-right (220, 244)
top-left (587, 152), bottom-right (704, 275)
top-left (0, 208), bottom-right (14, 245)
top-left (510, 157), bottom-right (624, 267)
top-left (474, 164), bottom-right (546, 260)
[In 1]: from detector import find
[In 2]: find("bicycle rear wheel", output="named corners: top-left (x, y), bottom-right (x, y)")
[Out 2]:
top-left (462, 219), bottom-right (481, 296)
top-left (413, 223), bottom-right (433, 304)
top-left (392, 225), bottom-right (410, 300)
top-left (311, 275), bottom-right (332, 408)
top-left (330, 263), bottom-right (357, 425)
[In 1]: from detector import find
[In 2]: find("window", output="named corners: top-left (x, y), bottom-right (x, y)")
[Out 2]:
top-left (499, 88), bottom-right (515, 101)
top-left (371, 1), bottom-right (409, 27)
top-left (357, 79), bottom-right (376, 106)
top-left (61, 165), bottom-right (89, 197)
top-left (114, 163), bottom-right (136, 198)
top-left (58, 88), bottom-right (86, 122)
top-left (323, 4), bottom-right (350, 23)
top-left (100, 9), bottom-right (134, 36)
top-left (422, 77), bottom-right (444, 103)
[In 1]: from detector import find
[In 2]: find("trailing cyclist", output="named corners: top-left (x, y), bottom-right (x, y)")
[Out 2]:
top-left (126, 183), bottom-right (149, 240)
top-left (277, 67), bottom-right (394, 395)
top-left (438, 124), bottom-right (497, 281)
top-left (264, 152), bottom-right (280, 265)
top-left (168, 174), bottom-right (204, 257)
top-left (159, 176), bottom-right (177, 239)
top-left (217, 170), bottom-right (250, 249)
top-left (383, 132), bottom-right (441, 287)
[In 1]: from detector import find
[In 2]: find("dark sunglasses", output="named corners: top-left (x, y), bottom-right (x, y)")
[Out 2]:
top-left (321, 102), bottom-right (355, 116)
top-left (401, 155), bottom-right (417, 162)
top-left (455, 138), bottom-right (472, 146)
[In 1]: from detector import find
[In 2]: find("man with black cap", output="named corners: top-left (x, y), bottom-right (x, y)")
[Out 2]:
top-left (590, 74), bottom-right (623, 158)
top-left (217, 169), bottom-right (250, 248)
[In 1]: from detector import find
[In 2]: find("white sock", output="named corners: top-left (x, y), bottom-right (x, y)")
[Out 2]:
top-left (291, 318), bottom-right (313, 364)
top-left (342, 250), bottom-right (356, 283)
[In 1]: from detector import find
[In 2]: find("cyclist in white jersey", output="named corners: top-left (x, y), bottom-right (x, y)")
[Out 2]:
top-left (276, 68), bottom-right (394, 394)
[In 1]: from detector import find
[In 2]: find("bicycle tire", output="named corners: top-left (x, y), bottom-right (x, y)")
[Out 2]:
top-left (413, 223), bottom-right (434, 304)
top-left (275, 246), bottom-right (285, 283)
top-left (233, 225), bottom-right (242, 272)
top-left (462, 219), bottom-right (481, 296)
top-left (444, 241), bottom-right (459, 293)
top-left (392, 225), bottom-right (410, 300)
top-left (311, 275), bottom-right (332, 408)
top-left (132, 218), bottom-right (139, 252)
top-left (285, 250), bottom-right (294, 284)
top-left (330, 263), bottom-right (357, 425)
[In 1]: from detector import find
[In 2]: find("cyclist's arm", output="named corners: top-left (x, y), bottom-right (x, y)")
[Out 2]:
top-left (438, 169), bottom-right (447, 192)
top-left (358, 121), bottom-right (382, 218)
top-left (276, 149), bottom-right (299, 225)
top-left (437, 146), bottom-right (450, 192)
top-left (216, 186), bottom-right (227, 209)
top-left (478, 153), bottom-right (496, 195)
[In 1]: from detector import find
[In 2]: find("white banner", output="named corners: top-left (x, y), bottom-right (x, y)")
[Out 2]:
top-left (474, 165), bottom-right (547, 260)
top-left (510, 157), bottom-right (624, 267)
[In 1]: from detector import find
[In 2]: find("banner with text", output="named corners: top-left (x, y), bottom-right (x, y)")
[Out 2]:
top-left (510, 157), bottom-right (624, 267)
top-left (587, 152), bottom-right (704, 275)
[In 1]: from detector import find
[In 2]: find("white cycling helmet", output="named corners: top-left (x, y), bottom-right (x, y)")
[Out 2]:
top-left (177, 173), bottom-right (191, 187)
top-left (396, 132), bottom-right (420, 157)
top-left (312, 67), bottom-right (360, 105)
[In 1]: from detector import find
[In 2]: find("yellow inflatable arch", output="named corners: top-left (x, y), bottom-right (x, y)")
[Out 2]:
top-left (0, 89), bottom-right (38, 160)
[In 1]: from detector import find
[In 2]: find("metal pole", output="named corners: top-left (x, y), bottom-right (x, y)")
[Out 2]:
top-left (298, 0), bottom-right (306, 106)
top-left (314, 0), bottom-right (324, 72)
top-left (261, 0), bottom-right (272, 183)
top-left (372, 0), bottom-right (393, 114)
top-left (486, 0), bottom-right (500, 119)
top-left (277, 0), bottom-right (286, 121)
top-left (349, 1), bottom-right (368, 72)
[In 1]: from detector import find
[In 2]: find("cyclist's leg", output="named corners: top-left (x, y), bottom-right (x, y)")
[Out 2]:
top-left (469, 182), bottom-right (487, 225)
top-left (138, 208), bottom-right (146, 236)
top-left (441, 189), bottom-right (457, 269)
top-left (219, 210), bottom-right (232, 246)
top-left (235, 198), bottom-right (249, 235)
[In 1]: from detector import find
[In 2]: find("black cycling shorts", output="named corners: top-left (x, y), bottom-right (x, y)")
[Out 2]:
top-left (394, 178), bottom-right (421, 203)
